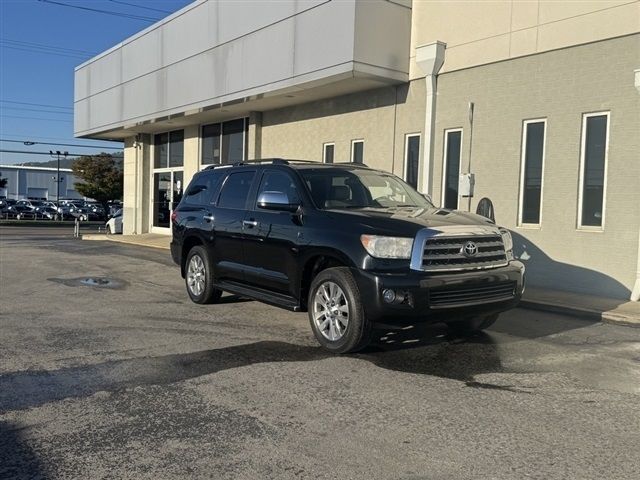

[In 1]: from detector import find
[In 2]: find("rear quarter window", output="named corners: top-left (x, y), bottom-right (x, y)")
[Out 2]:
top-left (182, 171), bottom-right (225, 206)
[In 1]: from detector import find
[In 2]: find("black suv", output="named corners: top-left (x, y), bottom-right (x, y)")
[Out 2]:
top-left (171, 160), bottom-right (524, 353)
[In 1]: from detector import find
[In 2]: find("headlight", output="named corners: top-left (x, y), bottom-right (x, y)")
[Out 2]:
top-left (499, 229), bottom-right (514, 260)
top-left (360, 235), bottom-right (413, 259)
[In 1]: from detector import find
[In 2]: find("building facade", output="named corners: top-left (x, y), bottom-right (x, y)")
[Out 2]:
top-left (0, 165), bottom-right (83, 201)
top-left (74, 0), bottom-right (640, 301)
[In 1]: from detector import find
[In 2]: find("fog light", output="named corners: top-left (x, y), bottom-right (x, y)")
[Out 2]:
top-left (382, 289), bottom-right (396, 304)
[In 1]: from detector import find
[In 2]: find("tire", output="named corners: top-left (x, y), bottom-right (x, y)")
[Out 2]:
top-left (448, 313), bottom-right (499, 336)
top-left (184, 245), bottom-right (222, 304)
top-left (308, 267), bottom-right (372, 354)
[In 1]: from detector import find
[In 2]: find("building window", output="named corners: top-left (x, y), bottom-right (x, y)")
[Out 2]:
top-left (404, 134), bottom-right (420, 189)
top-left (578, 112), bottom-right (609, 229)
top-left (323, 143), bottom-right (335, 164)
top-left (518, 119), bottom-right (546, 226)
top-left (201, 118), bottom-right (248, 165)
top-left (351, 140), bottom-right (364, 164)
top-left (442, 129), bottom-right (462, 209)
top-left (154, 130), bottom-right (183, 168)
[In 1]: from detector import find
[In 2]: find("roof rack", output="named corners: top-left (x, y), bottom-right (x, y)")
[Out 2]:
top-left (204, 158), bottom-right (320, 170)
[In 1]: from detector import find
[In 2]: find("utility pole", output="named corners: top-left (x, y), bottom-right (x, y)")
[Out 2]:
top-left (50, 150), bottom-right (68, 220)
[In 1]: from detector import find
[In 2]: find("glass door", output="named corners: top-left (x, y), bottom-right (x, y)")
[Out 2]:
top-left (153, 170), bottom-right (183, 228)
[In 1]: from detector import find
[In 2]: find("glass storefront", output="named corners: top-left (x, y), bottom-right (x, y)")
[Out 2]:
top-left (153, 130), bottom-right (184, 229)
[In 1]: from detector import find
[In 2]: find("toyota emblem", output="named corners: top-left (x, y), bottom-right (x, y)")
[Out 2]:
top-left (462, 241), bottom-right (478, 257)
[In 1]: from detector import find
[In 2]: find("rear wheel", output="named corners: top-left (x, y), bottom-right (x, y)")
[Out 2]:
top-left (448, 313), bottom-right (499, 336)
top-left (308, 267), bottom-right (372, 354)
top-left (185, 246), bottom-right (222, 304)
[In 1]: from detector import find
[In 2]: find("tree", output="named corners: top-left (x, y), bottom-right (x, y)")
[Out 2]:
top-left (0, 172), bottom-right (7, 189)
top-left (71, 154), bottom-right (123, 210)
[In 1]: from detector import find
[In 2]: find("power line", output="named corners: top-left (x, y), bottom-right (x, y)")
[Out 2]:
top-left (0, 100), bottom-right (73, 111)
top-left (0, 139), bottom-right (122, 150)
top-left (0, 44), bottom-right (89, 60)
top-left (1, 106), bottom-right (73, 115)
top-left (107, 0), bottom-right (172, 15)
top-left (0, 38), bottom-right (98, 56)
top-left (1, 114), bottom-right (72, 123)
top-left (37, 0), bottom-right (161, 22)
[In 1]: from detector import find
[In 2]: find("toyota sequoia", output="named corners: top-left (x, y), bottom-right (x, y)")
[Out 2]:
top-left (171, 159), bottom-right (525, 353)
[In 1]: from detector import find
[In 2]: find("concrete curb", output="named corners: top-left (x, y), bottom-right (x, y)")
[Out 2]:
top-left (520, 300), bottom-right (640, 327)
top-left (82, 234), bottom-right (170, 250)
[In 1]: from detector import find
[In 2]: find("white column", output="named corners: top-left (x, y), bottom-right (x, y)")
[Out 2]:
top-left (415, 41), bottom-right (446, 197)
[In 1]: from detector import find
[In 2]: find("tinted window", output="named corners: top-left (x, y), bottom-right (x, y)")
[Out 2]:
top-left (405, 135), bottom-right (420, 189)
top-left (324, 144), bottom-right (334, 164)
top-left (222, 119), bottom-right (245, 164)
top-left (169, 130), bottom-right (184, 167)
top-left (217, 171), bottom-right (255, 209)
top-left (444, 130), bottom-right (461, 209)
top-left (202, 124), bottom-right (221, 165)
top-left (182, 171), bottom-right (226, 206)
top-left (521, 121), bottom-right (545, 224)
top-left (154, 133), bottom-right (168, 168)
top-left (257, 171), bottom-right (300, 205)
top-left (352, 141), bottom-right (364, 164)
top-left (581, 114), bottom-right (608, 227)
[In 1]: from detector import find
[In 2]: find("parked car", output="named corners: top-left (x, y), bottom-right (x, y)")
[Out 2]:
top-left (37, 206), bottom-right (59, 220)
top-left (170, 160), bottom-right (525, 353)
top-left (105, 208), bottom-right (123, 234)
top-left (0, 198), bottom-right (17, 215)
top-left (14, 206), bottom-right (38, 220)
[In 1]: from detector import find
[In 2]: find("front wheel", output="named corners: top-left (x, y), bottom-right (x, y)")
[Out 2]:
top-left (185, 246), bottom-right (222, 304)
top-left (308, 267), bottom-right (372, 354)
top-left (448, 313), bottom-right (499, 336)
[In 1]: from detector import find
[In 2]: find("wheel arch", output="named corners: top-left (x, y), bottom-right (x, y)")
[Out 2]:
top-left (298, 250), bottom-right (355, 309)
top-left (181, 235), bottom-right (205, 277)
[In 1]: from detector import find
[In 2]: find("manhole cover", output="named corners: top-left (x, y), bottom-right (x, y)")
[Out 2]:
top-left (80, 277), bottom-right (112, 287)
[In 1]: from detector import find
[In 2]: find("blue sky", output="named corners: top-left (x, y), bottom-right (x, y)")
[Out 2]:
top-left (0, 0), bottom-right (192, 164)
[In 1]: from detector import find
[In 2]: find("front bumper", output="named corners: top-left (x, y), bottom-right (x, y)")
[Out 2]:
top-left (351, 261), bottom-right (525, 324)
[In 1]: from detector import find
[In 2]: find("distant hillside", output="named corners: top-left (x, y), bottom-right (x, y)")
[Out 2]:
top-left (20, 152), bottom-right (123, 170)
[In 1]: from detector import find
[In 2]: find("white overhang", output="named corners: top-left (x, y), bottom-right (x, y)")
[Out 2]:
top-left (74, 0), bottom-right (412, 140)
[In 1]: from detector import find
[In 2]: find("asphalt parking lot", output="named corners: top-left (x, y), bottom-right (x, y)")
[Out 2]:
top-left (1, 226), bottom-right (639, 480)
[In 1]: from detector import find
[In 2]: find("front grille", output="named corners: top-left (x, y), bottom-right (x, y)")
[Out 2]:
top-left (421, 234), bottom-right (507, 272)
top-left (429, 281), bottom-right (517, 308)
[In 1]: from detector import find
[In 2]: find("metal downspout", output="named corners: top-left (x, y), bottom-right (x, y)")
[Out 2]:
top-left (415, 41), bottom-right (446, 198)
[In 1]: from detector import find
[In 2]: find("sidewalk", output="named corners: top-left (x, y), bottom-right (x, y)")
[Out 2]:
top-left (82, 233), bottom-right (640, 326)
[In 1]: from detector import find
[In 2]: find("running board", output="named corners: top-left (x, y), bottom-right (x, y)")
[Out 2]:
top-left (214, 280), bottom-right (302, 312)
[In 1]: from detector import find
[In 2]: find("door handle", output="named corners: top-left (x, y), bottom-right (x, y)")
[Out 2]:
top-left (203, 213), bottom-right (214, 222)
top-left (243, 220), bottom-right (258, 228)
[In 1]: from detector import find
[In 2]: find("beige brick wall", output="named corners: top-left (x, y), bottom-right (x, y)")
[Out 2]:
top-left (410, 0), bottom-right (640, 77)
top-left (261, 81), bottom-right (426, 177)
top-left (432, 34), bottom-right (640, 298)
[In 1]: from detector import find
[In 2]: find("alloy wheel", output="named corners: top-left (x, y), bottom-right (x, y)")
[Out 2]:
top-left (187, 254), bottom-right (206, 297)
top-left (312, 281), bottom-right (350, 341)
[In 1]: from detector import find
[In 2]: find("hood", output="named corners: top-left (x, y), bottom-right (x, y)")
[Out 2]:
top-left (325, 206), bottom-right (497, 236)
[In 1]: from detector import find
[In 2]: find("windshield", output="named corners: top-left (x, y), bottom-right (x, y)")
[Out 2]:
top-left (300, 168), bottom-right (432, 210)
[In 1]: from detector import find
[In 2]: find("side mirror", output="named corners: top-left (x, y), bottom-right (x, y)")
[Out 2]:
top-left (257, 191), bottom-right (299, 212)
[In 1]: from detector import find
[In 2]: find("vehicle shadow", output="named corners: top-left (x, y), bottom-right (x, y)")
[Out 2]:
top-left (510, 230), bottom-right (631, 301)
top-left (0, 421), bottom-right (48, 480)
top-left (0, 331), bottom-right (521, 414)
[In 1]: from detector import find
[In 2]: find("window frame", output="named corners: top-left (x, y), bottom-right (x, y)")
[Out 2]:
top-left (153, 129), bottom-right (184, 170)
top-left (577, 111), bottom-right (610, 231)
top-left (200, 117), bottom-right (248, 166)
top-left (403, 133), bottom-right (421, 189)
top-left (350, 139), bottom-right (364, 164)
top-left (323, 142), bottom-right (335, 164)
top-left (441, 128), bottom-right (463, 209)
top-left (517, 118), bottom-right (547, 228)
